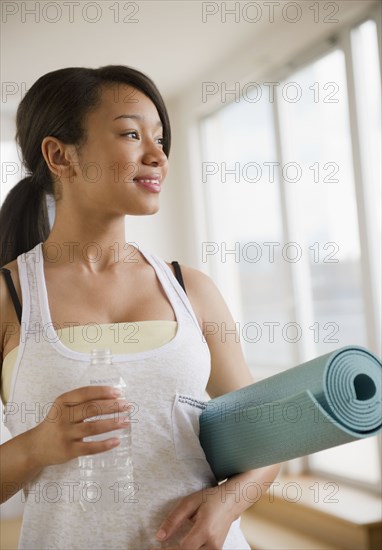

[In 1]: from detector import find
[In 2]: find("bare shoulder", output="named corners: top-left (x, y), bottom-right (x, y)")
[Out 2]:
top-left (165, 261), bottom-right (215, 289)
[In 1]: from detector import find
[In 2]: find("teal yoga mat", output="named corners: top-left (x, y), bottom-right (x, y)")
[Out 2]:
top-left (199, 346), bottom-right (382, 481)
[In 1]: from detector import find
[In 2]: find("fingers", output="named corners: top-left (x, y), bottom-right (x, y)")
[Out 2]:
top-left (57, 385), bottom-right (122, 404)
top-left (76, 414), bottom-right (130, 439)
top-left (74, 436), bottom-right (121, 457)
top-left (51, 384), bottom-right (131, 424)
top-left (156, 497), bottom-right (198, 543)
top-left (29, 386), bottom-right (133, 468)
top-left (69, 397), bottom-right (131, 424)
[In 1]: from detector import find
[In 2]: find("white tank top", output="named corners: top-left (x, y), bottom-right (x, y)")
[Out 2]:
top-left (3, 242), bottom-right (250, 550)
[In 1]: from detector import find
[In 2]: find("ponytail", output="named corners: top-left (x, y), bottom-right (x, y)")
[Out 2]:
top-left (0, 176), bottom-right (50, 266)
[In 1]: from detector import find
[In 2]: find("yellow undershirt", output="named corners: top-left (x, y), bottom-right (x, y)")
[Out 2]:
top-left (1, 321), bottom-right (178, 405)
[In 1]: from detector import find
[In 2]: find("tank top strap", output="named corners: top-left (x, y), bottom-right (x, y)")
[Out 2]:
top-left (16, 243), bottom-right (44, 331)
top-left (138, 247), bottom-right (203, 338)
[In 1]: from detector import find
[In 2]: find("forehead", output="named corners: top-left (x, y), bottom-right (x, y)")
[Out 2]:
top-left (89, 84), bottom-right (161, 123)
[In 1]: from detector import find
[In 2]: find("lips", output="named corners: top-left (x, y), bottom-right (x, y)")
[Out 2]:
top-left (133, 175), bottom-right (162, 193)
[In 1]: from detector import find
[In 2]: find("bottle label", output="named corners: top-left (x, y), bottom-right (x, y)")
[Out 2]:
top-left (89, 376), bottom-right (121, 385)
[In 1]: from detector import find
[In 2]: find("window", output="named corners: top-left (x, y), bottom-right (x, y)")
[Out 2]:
top-left (201, 86), bottom-right (292, 371)
top-left (200, 16), bottom-right (381, 489)
top-left (277, 48), bottom-right (366, 354)
top-left (308, 18), bottom-right (381, 488)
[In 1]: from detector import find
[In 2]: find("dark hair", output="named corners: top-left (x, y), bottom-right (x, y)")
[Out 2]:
top-left (0, 65), bottom-right (171, 266)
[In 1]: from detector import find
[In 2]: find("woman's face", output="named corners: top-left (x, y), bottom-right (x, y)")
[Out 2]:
top-left (67, 84), bottom-right (168, 217)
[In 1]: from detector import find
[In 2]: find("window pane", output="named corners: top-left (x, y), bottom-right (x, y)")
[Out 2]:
top-left (351, 19), bottom-right (382, 348)
top-left (277, 49), bottom-right (366, 354)
top-left (201, 89), bottom-right (295, 372)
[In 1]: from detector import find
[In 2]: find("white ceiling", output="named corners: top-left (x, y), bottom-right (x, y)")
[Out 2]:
top-left (2, 0), bottom-right (378, 111)
top-left (1, 0), bottom-right (271, 104)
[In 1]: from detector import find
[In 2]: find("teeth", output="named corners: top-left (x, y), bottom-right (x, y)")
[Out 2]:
top-left (135, 179), bottom-right (160, 184)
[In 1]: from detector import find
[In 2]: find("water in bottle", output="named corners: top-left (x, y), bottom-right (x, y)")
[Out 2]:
top-left (78, 348), bottom-right (134, 512)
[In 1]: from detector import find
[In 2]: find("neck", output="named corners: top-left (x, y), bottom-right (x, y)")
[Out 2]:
top-left (42, 216), bottom-right (133, 273)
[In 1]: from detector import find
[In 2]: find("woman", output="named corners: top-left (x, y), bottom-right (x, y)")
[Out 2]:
top-left (0, 66), bottom-right (280, 549)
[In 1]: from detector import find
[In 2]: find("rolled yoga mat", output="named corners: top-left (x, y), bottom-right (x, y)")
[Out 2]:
top-left (199, 346), bottom-right (382, 481)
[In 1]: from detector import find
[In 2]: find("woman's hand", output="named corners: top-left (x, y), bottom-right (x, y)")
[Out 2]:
top-left (152, 464), bottom-right (281, 550)
top-left (152, 482), bottom-right (241, 550)
top-left (29, 385), bottom-right (130, 468)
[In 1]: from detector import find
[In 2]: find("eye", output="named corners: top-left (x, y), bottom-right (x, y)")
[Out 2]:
top-left (120, 131), bottom-right (164, 147)
top-left (120, 130), bottom-right (139, 139)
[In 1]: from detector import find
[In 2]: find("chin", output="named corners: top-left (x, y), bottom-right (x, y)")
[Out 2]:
top-left (128, 203), bottom-right (160, 216)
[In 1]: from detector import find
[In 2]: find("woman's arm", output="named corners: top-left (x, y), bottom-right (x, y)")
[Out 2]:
top-left (155, 265), bottom-right (281, 548)
top-left (0, 429), bottom-right (44, 504)
top-left (1, 267), bottom-right (43, 503)
top-left (185, 265), bottom-right (282, 499)
top-left (184, 266), bottom-right (255, 397)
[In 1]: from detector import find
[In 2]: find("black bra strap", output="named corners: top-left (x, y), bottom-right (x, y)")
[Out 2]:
top-left (171, 261), bottom-right (187, 295)
top-left (1, 268), bottom-right (22, 324)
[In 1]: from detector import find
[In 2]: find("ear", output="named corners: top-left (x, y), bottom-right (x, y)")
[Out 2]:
top-left (41, 137), bottom-right (80, 181)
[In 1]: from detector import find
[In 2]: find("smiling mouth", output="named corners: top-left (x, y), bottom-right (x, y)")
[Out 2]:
top-left (133, 178), bottom-right (161, 193)
top-left (134, 178), bottom-right (160, 184)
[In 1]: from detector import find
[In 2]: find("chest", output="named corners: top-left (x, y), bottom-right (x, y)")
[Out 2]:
top-left (45, 271), bottom-right (177, 327)
top-left (3, 263), bottom-right (178, 359)
top-left (44, 252), bottom-right (180, 325)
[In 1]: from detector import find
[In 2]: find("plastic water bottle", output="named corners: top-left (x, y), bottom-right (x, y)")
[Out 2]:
top-left (78, 348), bottom-right (133, 512)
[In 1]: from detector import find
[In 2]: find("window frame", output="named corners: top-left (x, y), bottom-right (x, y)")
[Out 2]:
top-left (198, 7), bottom-right (382, 492)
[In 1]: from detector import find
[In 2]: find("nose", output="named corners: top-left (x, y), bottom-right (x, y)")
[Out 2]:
top-left (142, 138), bottom-right (168, 166)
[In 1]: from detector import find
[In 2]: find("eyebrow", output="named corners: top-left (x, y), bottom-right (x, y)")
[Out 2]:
top-left (113, 114), bottom-right (163, 128)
